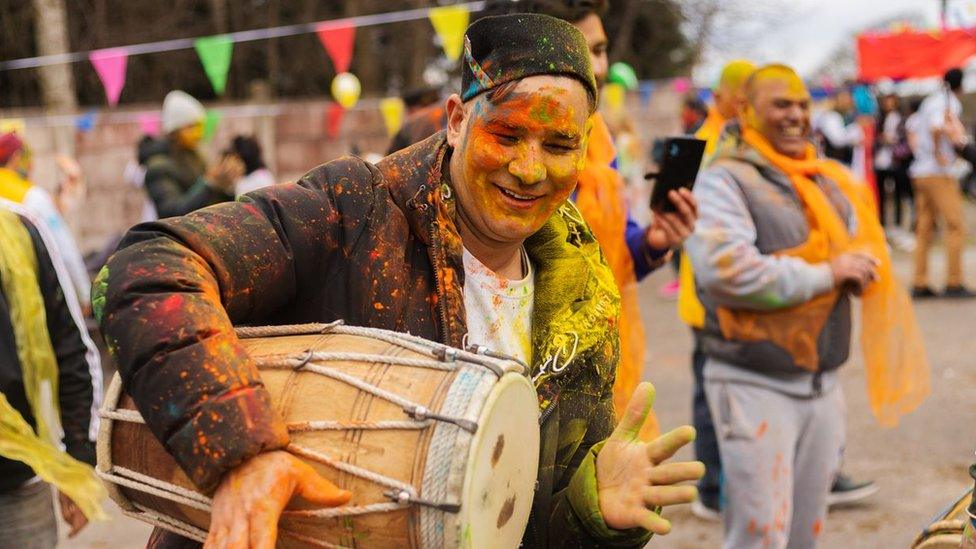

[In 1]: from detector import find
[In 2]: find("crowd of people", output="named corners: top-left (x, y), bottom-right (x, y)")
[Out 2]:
top-left (0, 0), bottom-right (963, 548)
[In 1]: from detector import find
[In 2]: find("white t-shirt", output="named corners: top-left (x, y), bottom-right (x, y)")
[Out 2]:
top-left (462, 247), bottom-right (534, 366)
top-left (235, 168), bottom-right (276, 198)
top-left (909, 91), bottom-right (962, 178)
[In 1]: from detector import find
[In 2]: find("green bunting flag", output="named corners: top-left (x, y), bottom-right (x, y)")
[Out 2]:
top-left (194, 35), bottom-right (234, 95)
top-left (203, 109), bottom-right (221, 142)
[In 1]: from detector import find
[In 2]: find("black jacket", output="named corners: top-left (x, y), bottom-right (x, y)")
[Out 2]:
top-left (0, 214), bottom-right (98, 492)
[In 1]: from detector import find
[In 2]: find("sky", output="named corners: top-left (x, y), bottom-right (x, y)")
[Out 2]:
top-left (698, 0), bottom-right (943, 82)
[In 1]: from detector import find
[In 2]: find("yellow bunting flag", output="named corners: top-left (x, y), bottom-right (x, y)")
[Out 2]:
top-left (0, 119), bottom-right (26, 135)
top-left (603, 83), bottom-right (626, 112)
top-left (380, 97), bottom-right (405, 137)
top-left (428, 6), bottom-right (469, 61)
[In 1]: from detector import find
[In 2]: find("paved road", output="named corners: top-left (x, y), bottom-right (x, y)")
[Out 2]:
top-left (62, 244), bottom-right (976, 548)
top-left (644, 244), bottom-right (976, 549)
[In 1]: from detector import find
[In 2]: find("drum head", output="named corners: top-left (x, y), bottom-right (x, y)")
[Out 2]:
top-left (458, 373), bottom-right (539, 548)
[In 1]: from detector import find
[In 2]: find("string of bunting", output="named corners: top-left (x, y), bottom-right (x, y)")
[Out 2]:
top-left (2, 2), bottom-right (481, 113)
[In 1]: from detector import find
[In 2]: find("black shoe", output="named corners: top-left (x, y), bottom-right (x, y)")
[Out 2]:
top-left (911, 286), bottom-right (940, 299)
top-left (827, 473), bottom-right (878, 507)
top-left (943, 286), bottom-right (976, 299)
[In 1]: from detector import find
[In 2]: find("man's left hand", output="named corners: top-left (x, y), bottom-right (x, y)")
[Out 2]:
top-left (647, 189), bottom-right (698, 251)
top-left (58, 490), bottom-right (89, 538)
top-left (597, 383), bottom-right (704, 534)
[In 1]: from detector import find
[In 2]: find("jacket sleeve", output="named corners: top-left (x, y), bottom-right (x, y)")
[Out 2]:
top-left (93, 159), bottom-right (381, 493)
top-left (24, 218), bottom-right (97, 465)
top-left (548, 333), bottom-right (654, 548)
top-left (685, 168), bottom-right (835, 311)
top-left (143, 160), bottom-right (232, 218)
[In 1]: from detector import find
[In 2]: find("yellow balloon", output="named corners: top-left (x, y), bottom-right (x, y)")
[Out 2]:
top-left (331, 72), bottom-right (361, 109)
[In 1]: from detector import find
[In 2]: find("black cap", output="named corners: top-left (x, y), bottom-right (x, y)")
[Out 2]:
top-left (945, 67), bottom-right (964, 91)
top-left (460, 14), bottom-right (597, 103)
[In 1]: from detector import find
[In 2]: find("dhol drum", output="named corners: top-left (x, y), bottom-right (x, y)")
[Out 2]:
top-left (912, 489), bottom-right (974, 548)
top-left (97, 321), bottom-right (540, 548)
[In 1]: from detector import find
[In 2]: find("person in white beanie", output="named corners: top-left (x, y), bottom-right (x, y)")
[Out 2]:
top-left (142, 90), bottom-right (243, 218)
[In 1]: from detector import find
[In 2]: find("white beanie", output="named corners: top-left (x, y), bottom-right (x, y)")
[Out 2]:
top-left (161, 90), bottom-right (206, 133)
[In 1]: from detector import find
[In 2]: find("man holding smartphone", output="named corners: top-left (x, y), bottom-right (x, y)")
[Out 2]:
top-left (686, 64), bottom-right (928, 548)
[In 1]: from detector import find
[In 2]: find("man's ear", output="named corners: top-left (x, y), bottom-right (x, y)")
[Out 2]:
top-left (445, 94), bottom-right (467, 148)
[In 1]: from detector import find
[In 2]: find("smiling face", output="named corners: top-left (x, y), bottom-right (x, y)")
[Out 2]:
top-left (446, 75), bottom-right (592, 247)
top-left (744, 68), bottom-right (811, 159)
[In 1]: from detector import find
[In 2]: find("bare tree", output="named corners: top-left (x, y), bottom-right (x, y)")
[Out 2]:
top-left (31, 0), bottom-right (77, 153)
top-left (675, 0), bottom-right (785, 69)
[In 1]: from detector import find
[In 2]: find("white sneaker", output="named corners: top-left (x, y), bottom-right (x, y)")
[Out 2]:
top-left (690, 499), bottom-right (721, 522)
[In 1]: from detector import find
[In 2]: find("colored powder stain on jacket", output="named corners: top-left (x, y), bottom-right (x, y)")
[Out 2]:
top-left (96, 133), bottom-right (642, 548)
top-left (755, 420), bottom-right (768, 439)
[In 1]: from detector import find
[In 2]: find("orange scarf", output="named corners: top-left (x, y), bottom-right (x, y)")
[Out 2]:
top-left (575, 114), bottom-right (658, 438)
top-left (726, 128), bottom-right (929, 426)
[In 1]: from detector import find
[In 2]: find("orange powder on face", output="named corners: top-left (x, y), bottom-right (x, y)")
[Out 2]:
top-left (461, 87), bottom-right (586, 234)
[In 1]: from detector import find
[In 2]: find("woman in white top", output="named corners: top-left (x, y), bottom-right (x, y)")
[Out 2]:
top-left (228, 135), bottom-right (276, 198)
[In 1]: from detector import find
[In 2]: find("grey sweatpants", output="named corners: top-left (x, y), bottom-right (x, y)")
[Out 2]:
top-left (705, 377), bottom-right (845, 549)
top-left (0, 479), bottom-right (58, 549)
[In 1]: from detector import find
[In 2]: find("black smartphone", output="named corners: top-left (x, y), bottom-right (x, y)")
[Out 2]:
top-left (646, 137), bottom-right (706, 213)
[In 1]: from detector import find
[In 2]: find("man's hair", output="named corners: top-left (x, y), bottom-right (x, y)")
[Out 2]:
top-left (944, 67), bottom-right (964, 92)
top-left (481, 0), bottom-right (608, 23)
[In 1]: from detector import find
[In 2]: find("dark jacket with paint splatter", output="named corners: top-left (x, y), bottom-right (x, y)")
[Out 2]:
top-left (95, 132), bottom-right (652, 548)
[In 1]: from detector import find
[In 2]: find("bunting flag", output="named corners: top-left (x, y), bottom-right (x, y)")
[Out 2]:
top-left (194, 35), bottom-right (234, 95)
top-left (428, 6), bottom-right (469, 61)
top-left (89, 48), bottom-right (128, 106)
top-left (380, 97), bottom-right (405, 136)
top-left (603, 83), bottom-right (625, 112)
top-left (326, 102), bottom-right (345, 139)
top-left (696, 88), bottom-right (713, 104)
top-left (75, 111), bottom-right (97, 133)
top-left (638, 80), bottom-right (655, 105)
top-left (0, 119), bottom-right (25, 135)
top-left (671, 77), bottom-right (691, 94)
top-left (137, 112), bottom-right (161, 137)
top-left (203, 109), bottom-right (221, 142)
top-left (316, 22), bottom-right (356, 74)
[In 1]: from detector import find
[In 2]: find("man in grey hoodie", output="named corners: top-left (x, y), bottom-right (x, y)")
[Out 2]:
top-left (686, 64), bottom-right (880, 548)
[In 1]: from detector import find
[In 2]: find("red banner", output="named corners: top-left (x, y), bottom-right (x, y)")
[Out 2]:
top-left (857, 28), bottom-right (976, 82)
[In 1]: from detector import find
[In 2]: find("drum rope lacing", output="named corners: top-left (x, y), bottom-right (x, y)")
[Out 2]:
top-left (235, 320), bottom-right (523, 378)
top-left (98, 321), bottom-right (494, 542)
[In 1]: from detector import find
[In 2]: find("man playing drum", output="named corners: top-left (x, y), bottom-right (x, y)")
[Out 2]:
top-left (95, 14), bottom-right (703, 548)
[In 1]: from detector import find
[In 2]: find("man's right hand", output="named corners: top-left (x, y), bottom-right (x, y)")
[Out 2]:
top-left (829, 251), bottom-right (879, 295)
top-left (204, 450), bottom-right (351, 548)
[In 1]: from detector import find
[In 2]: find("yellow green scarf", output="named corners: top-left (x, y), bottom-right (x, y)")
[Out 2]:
top-left (0, 207), bottom-right (106, 520)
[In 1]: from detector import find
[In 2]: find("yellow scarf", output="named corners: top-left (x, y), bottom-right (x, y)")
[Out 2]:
top-left (576, 114), bottom-right (658, 439)
top-left (724, 128), bottom-right (929, 426)
top-left (0, 208), bottom-right (106, 520)
top-left (0, 167), bottom-right (32, 203)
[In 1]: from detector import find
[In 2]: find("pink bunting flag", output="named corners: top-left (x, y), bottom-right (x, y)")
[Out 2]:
top-left (671, 77), bottom-right (690, 94)
top-left (89, 48), bottom-right (128, 106)
top-left (316, 21), bottom-right (356, 74)
top-left (137, 112), bottom-right (161, 137)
